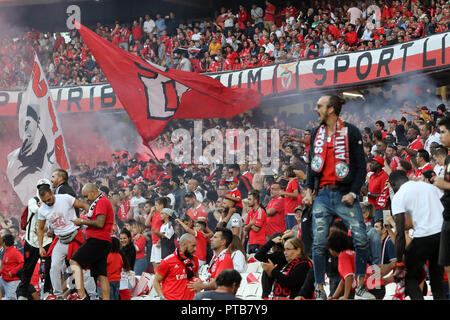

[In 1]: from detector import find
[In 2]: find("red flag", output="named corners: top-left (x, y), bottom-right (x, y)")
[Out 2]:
top-left (77, 23), bottom-right (262, 145)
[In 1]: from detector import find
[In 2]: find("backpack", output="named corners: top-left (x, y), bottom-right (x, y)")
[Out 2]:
top-left (20, 196), bottom-right (40, 231)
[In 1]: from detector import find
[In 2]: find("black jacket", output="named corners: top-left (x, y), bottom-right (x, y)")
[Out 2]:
top-left (306, 121), bottom-right (366, 195)
top-left (55, 182), bottom-right (79, 217)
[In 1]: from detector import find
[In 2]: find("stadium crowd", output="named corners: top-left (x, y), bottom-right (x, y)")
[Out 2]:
top-left (0, 86), bottom-right (450, 300)
top-left (1, 0), bottom-right (450, 89)
top-left (1, 0), bottom-right (450, 302)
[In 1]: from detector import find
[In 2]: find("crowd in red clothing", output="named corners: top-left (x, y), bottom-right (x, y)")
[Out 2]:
top-left (1, 0), bottom-right (450, 90)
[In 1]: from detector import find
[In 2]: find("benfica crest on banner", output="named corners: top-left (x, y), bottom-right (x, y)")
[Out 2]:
top-left (6, 52), bottom-right (71, 205)
top-left (76, 22), bottom-right (262, 146)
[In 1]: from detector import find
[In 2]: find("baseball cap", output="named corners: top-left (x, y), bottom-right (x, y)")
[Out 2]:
top-left (370, 155), bottom-right (384, 166)
top-left (226, 177), bottom-right (238, 184)
top-left (294, 205), bottom-right (304, 212)
top-left (388, 119), bottom-right (397, 124)
top-left (36, 178), bottom-right (51, 188)
top-left (161, 208), bottom-right (176, 218)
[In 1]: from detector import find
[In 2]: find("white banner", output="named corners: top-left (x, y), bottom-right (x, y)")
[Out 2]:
top-left (6, 52), bottom-right (71, 205)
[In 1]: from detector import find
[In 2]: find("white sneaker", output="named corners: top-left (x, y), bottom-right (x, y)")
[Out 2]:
top-left (355, 285), bottom-right (376, 300)
top-left (18, 296), bottom-right (28, 300)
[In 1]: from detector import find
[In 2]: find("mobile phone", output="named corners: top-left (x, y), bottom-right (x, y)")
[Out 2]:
top-left (383, 210), bottom-right (391, 226)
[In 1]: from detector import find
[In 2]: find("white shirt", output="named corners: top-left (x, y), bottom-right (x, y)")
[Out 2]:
top-left (179, 57), bottom-right (192, 72)
top-left (251, 7), bottom-right (264, 24)
top-left (37, 194), bottom-right (78, 236)
top-left (143, 19), bottom-right (156, 34)
top-left (130, 196), bottom-right (147, 217)
top-left (160, 221), bottom-right (174, 240)
top-left (226, 213), bottom-right (243, 232)
top-left (424, 132), bottom-right (442, 154)
top-left (26, 197), bottom-right (52, 248)
top-left (231, 250), bottom-right (247, 273)
top-left (391, 181), bottom-right (443, 238)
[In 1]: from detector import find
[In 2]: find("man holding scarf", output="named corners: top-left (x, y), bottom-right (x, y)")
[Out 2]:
top-left (69, 183), bottom-right (114, 300)
top-left (303, 94), bottom-right (374, 300)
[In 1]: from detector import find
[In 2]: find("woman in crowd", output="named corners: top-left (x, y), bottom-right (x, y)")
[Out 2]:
top-left (131, 221), bottom-right (147, 275)
top-left (119, 228), bottom-right (136, 271)
top-left (229, 235), bottom-right (247, 273)
top-left (261, 237), bottom-right (312, 300)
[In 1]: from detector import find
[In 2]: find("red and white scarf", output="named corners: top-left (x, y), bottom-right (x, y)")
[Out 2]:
top-left (311, 118), bottom-right (350, 180)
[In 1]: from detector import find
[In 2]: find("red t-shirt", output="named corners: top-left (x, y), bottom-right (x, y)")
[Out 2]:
top-left (156, 253), bottom-right (199, 300)
top-left (265, 196), bottom-right (285, 237)
top-left (186, 204), bottom-right (208, 222)
top-left (405, 137), bottom-right (423, 162)
top-left (151, 212), bottom-right (163, 244)
top-left (134, 235), bottom-right (146, 259)
top-left (319, 137), bottom-right (337, 188)
top-left (414, 163), bottom-right (434, 178)
top-left (107, 252), bottom-right (123, 282)
top-left (285, 179), bottom-right (302, 214)
top-left (265, 4), bottom-right (276, 21)
top-left (117, 200), bottom-right (130, 221)
top-left (194, 230), bottom-right (209, 262)
top-left (245, 207), bottom-right (267, 246)
top-left (86, 196), bottom-right (114, 242)
top-left (368, 170), bottom-right (389, 210)
top-left (338, 249), bottom-right (370, 290)
top-left (227, 188), bottom-right (243, 208)
top-left (208, 250), bottom-right (234, 280)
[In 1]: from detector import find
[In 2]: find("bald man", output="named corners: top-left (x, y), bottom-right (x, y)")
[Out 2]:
top-left (187, 178), bottom-right (204, 202)
top-left (153, 233), bottom-right (199, 300)
top-left (69, 183), bottom-right (114, 300)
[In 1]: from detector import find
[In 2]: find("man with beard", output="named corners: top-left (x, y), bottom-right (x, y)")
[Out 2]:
top-left (400, 126), bottom-right (423, 162)
top-left (36, 185), bottom-right (89, 300)
top-left (153, 233), bottom-right (199, 300)
top-left (69, 183), bottom-right (114, 300)
top-left (188, 227), bottom-right (234, 292)
top-left (51, 168), bottom-right (79, 217)
top-left (303, 94), bottom-right (374, 300)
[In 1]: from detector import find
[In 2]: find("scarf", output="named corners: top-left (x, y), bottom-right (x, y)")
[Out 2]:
top-left (86, 194), bottom-right (104, 218)
top-left (311, 118), bottom-right (350, 180)
top-left (176, 248), bottom-right (195, 280)
top-left (377, 183), bottom-right (390, 209)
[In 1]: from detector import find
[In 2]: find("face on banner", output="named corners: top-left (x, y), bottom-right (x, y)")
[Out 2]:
top-left (6, 53), bottom-right (70, 205)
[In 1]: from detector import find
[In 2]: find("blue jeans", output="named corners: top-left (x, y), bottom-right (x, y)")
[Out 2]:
top-left (0, 277), bottom-right (19, 300)
top-left (134, 257), bottom-right (148, 276)
top-left (367, 226), bottom-right (382, 265)
top-left (311, 189), bottom-right (369, 287)
top-left (285, 214), bottom-right (297, 230)
top-left (110, 281), bottom-right (120, 300)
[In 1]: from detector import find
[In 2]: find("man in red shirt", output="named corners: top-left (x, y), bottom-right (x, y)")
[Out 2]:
top-left (403, 127), bottom-right (423, 162)
top-left (70, 183), bottom-right (114, 300)
top-left (280, 166), bottom-right (302, 230)
top-left (244, 190), bottom-right (267, 253)
top-left (367, 156), bottom-right (389, 223)
top-left (414, 149), bottom-right (434, 178)
top-left (265, 182), bottom-right (286, 236)
top-left (188, 227), bottom-right (234, 293)
top-left (185, 192), bottom-right (208, 222)
top-left (264, 0), bottom-right (276, 30)
top-left (154, 233), bottom-right (199, 300)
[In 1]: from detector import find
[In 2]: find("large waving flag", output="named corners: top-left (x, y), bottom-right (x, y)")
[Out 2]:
top-left (77, 22), bottom-right (262, 145)
top-left (7, 52), bottom-right (71, 205)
